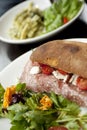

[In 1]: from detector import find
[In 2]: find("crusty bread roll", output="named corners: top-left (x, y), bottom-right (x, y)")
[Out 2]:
top-left (30, 40), bottom-right (87, 78)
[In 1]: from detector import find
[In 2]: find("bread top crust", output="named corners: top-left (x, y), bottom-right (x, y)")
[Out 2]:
top-left (30, 40), bottom-right (87, 78)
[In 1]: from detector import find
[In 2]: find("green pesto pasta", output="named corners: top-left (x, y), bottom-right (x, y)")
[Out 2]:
top-left (9, 2), bottom-right (45, 40)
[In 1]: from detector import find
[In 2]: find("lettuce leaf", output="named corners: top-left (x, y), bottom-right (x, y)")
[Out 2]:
top-left (0, 84), bottom-right (5, 117)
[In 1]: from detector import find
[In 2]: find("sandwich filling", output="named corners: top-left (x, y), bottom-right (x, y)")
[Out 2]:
top-left (30, 62), bottom-right (87, 91)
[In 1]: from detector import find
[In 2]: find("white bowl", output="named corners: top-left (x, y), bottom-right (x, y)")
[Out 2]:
top-left (0, 0), bottom-right (84, 44)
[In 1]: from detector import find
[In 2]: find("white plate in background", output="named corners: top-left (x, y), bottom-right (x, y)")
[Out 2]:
top-left (0, 0), bottom-right (84, 44)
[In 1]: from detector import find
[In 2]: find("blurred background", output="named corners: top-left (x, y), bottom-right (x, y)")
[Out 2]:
top-left (0, 0), bottom-right (23, 16)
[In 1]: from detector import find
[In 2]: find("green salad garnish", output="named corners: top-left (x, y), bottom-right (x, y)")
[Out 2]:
top-left (0, 83), bottom-right (87, 130)
top-left (0, 84), bottom-right (5, 118)
top-left (43, 0), bottom-right (83, 32)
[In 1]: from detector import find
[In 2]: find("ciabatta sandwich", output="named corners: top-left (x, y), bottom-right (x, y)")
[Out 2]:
top-left (20, 40), bottom-right (87, 107)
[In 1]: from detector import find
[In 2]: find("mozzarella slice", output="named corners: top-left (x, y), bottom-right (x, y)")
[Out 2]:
top-left (30, 66), bottom-right (41, 74)
top-left (52, 70), bottom-right (65, 80)
top-left (69, 74), bottom-right (78, 85)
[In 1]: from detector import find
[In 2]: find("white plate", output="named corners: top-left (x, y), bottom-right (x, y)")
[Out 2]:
top-left (0, 38), bottom-right (87, 130)
top-left (0, 0), bottom-right (84, 44)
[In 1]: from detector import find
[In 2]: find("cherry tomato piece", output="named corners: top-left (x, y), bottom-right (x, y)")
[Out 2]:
top-left (76, 76), bottom-right (87, 90)
top-left (40, 64), bottom-right (54, 75)
top-left (58, 69), bottom-right (67, 75)
top-left (63, 17), bottom-right (68, 24)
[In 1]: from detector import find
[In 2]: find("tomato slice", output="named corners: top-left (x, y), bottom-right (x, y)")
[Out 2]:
top-left (39, 63), bottom-right (67, 75)
top-left (48, 126), bottom-right (68, 130)
top-left (76, 76), bottom-right (87, 90)
top-left (58, 69), bottom-right (67, 75)
top-left (40, 63), bottom-right (54, 75)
